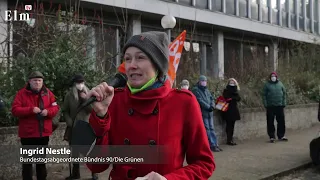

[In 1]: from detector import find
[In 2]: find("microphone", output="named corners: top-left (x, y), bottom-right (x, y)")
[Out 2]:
top-left (79, 73), bottom-right (128, 109)
top-left (67, 73), bottom-right (127, 176)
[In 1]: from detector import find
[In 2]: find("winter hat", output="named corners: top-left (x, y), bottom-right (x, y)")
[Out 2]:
top-left (199, 75), bottom-right (207, 81)
top-left (72, 74), bottom-right (85, 83)
top-left (181, 79), bottom-right (189, 86)
top-left (270, 72), bottom-right (278, 77)
top-left (122, 31), bottom-right (169, 75)
top-left (28, 71), bottom-right (44, 79)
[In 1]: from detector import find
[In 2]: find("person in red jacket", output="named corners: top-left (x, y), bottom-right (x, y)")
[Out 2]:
top-left (85, 31), bottom-right (215, 180)
top-left (11, 71), bottom-right (59, 180)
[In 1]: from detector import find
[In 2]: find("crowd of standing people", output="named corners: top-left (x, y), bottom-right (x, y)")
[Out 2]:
top-left (179, 71), bottom-right (291, 152)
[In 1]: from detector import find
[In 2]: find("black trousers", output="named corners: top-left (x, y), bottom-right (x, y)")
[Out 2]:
top-left (71, 143), bottom-right (81, 173)
top-left (226, 119), bottom-right (236, 142)
top-left (266, 106), bottom-right (286, 139)
top-left (20, 136), bottom-right (49, 180)
top-left (68, 141), bottom-right (97, 177)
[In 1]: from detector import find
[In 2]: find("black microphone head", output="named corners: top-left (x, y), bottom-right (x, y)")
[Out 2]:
top-left (113, 73), bottom-right (128, 88)
top-left (79, 73), bottom-right (127, 110)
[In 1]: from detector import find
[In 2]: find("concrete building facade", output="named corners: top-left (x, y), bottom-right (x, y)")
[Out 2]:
top-left (1, 0), bottom-right (319, 79)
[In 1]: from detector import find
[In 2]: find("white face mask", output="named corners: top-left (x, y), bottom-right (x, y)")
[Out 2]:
top-left (181, 85), bottom-right (189, 90)
top-left (229, 83), bottom-right (235, 86)
top-left (76, 83), bottom-right (84, 91)
top-left (271, 77), bottom-right (277, 82)
top-left (200, 81), bottom-right (207, 87)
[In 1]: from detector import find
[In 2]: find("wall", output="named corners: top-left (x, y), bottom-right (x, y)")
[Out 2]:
top-left (0, 124), bottom-right (69, 180)
top-left (0, 103), bottom-right (318, 179)
top-left (214, 103), bottom-right (319, 143)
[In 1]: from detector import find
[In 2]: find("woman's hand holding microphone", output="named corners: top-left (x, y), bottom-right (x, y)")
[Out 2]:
top-left (85, 82), bottom-right (115, 117)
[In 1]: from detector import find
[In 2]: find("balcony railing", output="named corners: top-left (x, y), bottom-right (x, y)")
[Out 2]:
top-left (162, 0), bottom-right (320, 35)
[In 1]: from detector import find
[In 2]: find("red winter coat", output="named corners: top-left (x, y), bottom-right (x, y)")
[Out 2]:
top-left (11, 84), bottom-right (60, 138)
top-left (87, 81), bottom-right (215, 180)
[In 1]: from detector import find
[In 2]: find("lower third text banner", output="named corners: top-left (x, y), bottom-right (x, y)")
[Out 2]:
top-left (0, 145), bottom-right (171, 165)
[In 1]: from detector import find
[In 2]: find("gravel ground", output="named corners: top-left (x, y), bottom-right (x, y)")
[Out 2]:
top-left (275, 166), bottom-right (320, 180)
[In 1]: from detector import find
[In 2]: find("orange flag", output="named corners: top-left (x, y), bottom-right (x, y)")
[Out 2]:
top-left (118, 61), bottom-right (126, 74)
top-left (167, 30), bottom-right (186, 87)
top-left (118, 30), bottom-right (187, 87)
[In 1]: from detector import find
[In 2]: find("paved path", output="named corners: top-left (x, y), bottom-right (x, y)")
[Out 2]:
top-left (277, 166), bottom-right (320, 180)
top-left (49, 124), bottom-right (320, 180)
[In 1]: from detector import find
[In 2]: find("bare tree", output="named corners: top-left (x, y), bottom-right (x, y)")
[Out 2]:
top-left (0, 0), bottom-right (131, 74)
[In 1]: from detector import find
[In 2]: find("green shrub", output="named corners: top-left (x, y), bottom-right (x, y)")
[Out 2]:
top-left (183, 69), bottom-right (319, 109)
top-left (0, 23), bottom-right (111, 127)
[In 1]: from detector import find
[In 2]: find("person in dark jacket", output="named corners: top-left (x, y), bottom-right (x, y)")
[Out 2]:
top-left (11, 71), bottom-right (60, 180)
top-left (221, 78), bottom-right (241, 145)
top-left (63, 74), bottom-right (98, 180)
top-left (262, 72), bottom-right (287, 143)
top-left (318, 100), bottom-right (320, 122)
top-left (192, 75), bottom-right (222, 152)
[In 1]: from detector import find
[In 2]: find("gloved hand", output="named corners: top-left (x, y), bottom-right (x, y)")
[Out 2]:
top-left (209, 106), bottom-right (214, 112)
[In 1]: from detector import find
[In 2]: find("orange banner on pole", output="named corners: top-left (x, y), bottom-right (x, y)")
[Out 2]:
top-left (117, 30), bottom-right (187, 87)
top-left (118, 62), bottom-right (126, 74)
top-left (167, 30), bottom-right (186, 87)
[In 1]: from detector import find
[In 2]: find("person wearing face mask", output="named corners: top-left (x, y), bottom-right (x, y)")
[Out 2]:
top-left (180, 79), bottom-right (190, 90)
top-left (221, 78), bottom-right (241, 145)
top-left (62, 74), bottom-right (99, 180)
top-left (192, 75), bottom-right (222, 152)
top-left (84, 31), bottom-right (215, 179)
top-left (262, 72), bottom-right (288, 143)
top-left (11, 71), bottom-right (60, 180)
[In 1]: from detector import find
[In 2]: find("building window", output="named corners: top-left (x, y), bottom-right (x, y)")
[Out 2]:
top-left (261, 0), bottom-right (268, 7)
top-left (289, 0), bottom-right (295, 13)
top-left (314, 0), bottom-right (319, 22)
top-left (306, 0), bottom-right (311, 19)
top-left (298, 0), bottom-right (303, 16)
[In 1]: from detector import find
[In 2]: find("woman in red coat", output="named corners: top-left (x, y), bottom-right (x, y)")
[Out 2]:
top-left (85, 31), bottom-right (215, 180)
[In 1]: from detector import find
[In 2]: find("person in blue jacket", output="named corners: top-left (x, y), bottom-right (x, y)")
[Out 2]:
top-left (192, 75), bottom-right (222, 152)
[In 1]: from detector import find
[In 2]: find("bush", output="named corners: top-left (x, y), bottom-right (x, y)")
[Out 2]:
top-left (183, 65), bottom-right (319, 108)
top-left (0, 21), bottom-right (111, 127)
top-left (177, 39), bottom-right (320, 108)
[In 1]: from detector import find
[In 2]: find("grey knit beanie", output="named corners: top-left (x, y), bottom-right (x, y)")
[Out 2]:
top-left (122, 31), bottom-right (169, 75)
